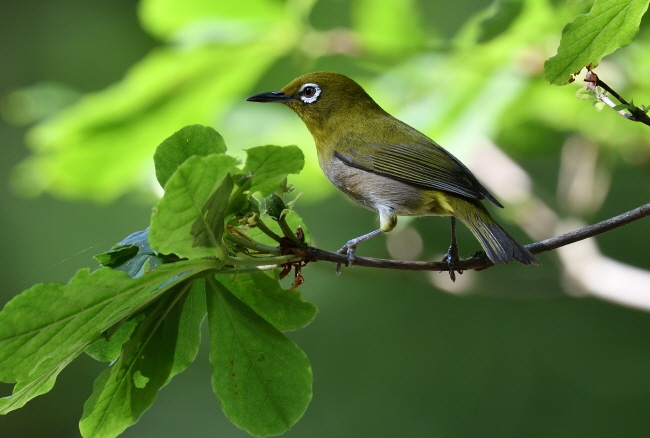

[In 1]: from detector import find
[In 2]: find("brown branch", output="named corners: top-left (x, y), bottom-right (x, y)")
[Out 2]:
top-left (304, 203), bottom-right (650, 272)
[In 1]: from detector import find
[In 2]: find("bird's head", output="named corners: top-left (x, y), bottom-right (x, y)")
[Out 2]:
top-left (246, 72), bottom-right (383, 137)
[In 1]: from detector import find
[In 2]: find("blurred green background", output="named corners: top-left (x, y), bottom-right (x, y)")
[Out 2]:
top-left (2, 0), bottom-right (650, 436)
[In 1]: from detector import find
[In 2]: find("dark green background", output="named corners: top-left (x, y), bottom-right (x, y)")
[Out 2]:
top-left (1, 1), bottom-right (650, 437)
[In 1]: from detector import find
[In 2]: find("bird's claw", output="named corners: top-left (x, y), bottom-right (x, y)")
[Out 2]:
top-left (441, 244), bottom-right (463, 282)
top-left (335, 242), bottom-right (357, 275)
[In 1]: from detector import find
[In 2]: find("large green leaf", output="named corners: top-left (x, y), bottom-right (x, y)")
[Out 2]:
top-left (545, 0), bottom-right (650, 85)
top-left (206, 277), bottom-right (312, 436)
top-left (214, 271), bottom-right (317, 332)
top-left (79, 280), bottom-right (206, 438)
top-left (0, 260), bottom-right (208, 414)
top-left (149, 154), bottom-right (239, 259)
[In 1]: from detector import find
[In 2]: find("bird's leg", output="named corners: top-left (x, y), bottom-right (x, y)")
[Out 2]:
top-left (336, 229), bottom-right (384, 275)
top-left (335, 207), bottom-right (395, 275)
top-left (441, 217), bottom-right (463, 282)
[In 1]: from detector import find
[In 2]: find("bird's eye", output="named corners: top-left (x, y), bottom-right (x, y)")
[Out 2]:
top-left (299, 83), bottom-right (321, 104)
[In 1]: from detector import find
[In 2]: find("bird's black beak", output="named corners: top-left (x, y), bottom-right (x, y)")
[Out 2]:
top-left (245, 90), bottom-right (293, 103)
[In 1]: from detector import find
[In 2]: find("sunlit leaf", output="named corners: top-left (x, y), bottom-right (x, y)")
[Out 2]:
top-left (13, 43), bottom-right (280, 201)
top-left (544, 0), bottom-right (650, 85)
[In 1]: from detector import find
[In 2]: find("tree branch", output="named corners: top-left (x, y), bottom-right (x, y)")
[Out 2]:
top-left (303, 203), bottom-right (650, 272)
top-left (585, 71), bottom-right (650, 126)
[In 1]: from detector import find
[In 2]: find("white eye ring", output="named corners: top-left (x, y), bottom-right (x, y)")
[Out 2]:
top-left (299, 83), bottom-right (321, 103)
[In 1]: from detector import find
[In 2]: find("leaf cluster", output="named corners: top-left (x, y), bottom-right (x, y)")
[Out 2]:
top-left (0, 125), bottom-right (317, 437)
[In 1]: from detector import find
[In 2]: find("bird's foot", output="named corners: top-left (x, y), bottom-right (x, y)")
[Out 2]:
top-left (335, 241), bottom-right (357, 275)
top-left (468, 250), bottom-right (491, 270)
top-left (441, 244), bottom-right (463, 282)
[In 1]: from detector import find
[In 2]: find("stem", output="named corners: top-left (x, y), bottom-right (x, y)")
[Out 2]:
top-left (255, 216), bottom-right (283, 242)
top-left (226, 253), bottom-right (302, 267)
top-left (225, 233), bottom-right (281, 255)
top-left (214, 265), bottom-right (291, 275)
top-left (278, 215), bottom-right (303, 247)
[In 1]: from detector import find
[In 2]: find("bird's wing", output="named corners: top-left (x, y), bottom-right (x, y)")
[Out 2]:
top-left (334, 142), bottom-right (503, 207)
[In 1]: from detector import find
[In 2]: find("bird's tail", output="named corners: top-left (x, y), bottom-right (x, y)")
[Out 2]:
top-left (452, 200), bottom-right (540, 266)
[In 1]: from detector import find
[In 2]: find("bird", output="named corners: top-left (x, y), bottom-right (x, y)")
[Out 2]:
top-left (246, 72), bottom-right (539, 277)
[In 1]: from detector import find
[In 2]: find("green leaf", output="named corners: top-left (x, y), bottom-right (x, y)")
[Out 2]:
top-left (206, 277), bottom-right (312, 436)
top-left (544, 0), bottom-right (650, 85)
top-left (0, 260), bottom-right (207, 414)
top-left (239, 145), bottom-right (304, 196)
top-left (84, 278), bottom-right (205, 367)
top-left (154, 124), bottom-right (227, 188)
top-left (215, 271), bottom-right (317, 332)
top-left (168, 279), bottom-right (207, 379)
top-left (80, 284), bottom-right (183, 437)
top-left (80, 278), bottom-right (206, 438)
top-left (149, 154), bottom-right (239, 259)
top-left (84, 314), bottom-right (145, 362)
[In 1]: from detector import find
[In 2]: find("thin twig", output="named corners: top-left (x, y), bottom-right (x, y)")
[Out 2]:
top-left (585, 71), bottom-right (650, 126)
top-left (304, 203), bottom-right (650, 272)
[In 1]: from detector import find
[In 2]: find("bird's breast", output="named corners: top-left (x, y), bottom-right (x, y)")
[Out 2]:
top-left (323, 156), bottom-right (453, 217)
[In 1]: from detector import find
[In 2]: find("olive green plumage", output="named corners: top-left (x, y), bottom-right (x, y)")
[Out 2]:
top-left (247, 72), bottom-right (539, 267)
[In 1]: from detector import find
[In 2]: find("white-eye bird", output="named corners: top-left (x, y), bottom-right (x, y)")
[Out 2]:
top-left (247, 72), bottom-right (540, 275)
